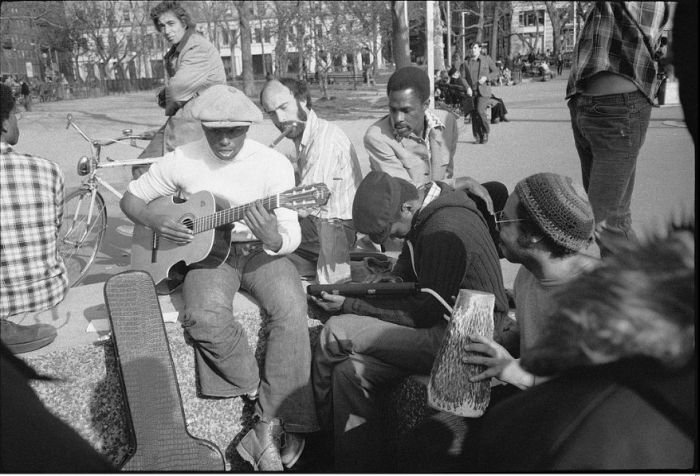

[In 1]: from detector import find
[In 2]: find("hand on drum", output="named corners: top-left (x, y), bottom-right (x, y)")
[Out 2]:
top-left (463, 334), bottom-right (515, 382)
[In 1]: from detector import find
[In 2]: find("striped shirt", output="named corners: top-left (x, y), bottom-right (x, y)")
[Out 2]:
top-left (297, 109), bottom-right (363, 220)
top-left (566, 1), bottom-right (671, 102)
top-left (1, 142), bottom-right (68, 318)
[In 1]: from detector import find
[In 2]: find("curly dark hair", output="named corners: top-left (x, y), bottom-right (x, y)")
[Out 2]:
top-left (0, 84), bottom-right (16, 123)
top-left (387, 66), bottom-right (430, 103)
top-left (150, 1), bottom-right (195, 32)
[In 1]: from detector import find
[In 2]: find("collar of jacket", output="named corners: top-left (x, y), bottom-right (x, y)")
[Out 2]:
top-left (164, 28), bottom-right (194, 62)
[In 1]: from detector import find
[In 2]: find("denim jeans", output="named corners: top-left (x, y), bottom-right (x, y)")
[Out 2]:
top-left (568, 91), bottom-right (652, 255)
top-left (312, 314), bottom-right (447, 471)
top-left (181, 243), bottom-right (318, 433)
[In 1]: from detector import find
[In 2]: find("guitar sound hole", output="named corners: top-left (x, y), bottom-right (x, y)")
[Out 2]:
top-left (181, 217), bottom-right (194, 231)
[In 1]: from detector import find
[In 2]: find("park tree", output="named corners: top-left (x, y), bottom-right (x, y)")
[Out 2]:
top-left (344, 1), bottom-right (392, 79)
top-left (512, 1), bottom-right (544, 55)
top-left (391, 0), bottom-right (410, 69)
top-left (65, 0), bottom-right (151, 85)
top-left (544, 1), bottom-right (572, 55)
top-left (234, 0), bottom-right (255, 96)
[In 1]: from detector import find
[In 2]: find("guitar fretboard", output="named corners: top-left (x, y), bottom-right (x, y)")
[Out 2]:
top-left (192, 194), bottom-right (280, 233)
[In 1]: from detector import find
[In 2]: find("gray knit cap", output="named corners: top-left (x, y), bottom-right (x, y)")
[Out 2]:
top-left (515, 173), bottom-right (594, 252)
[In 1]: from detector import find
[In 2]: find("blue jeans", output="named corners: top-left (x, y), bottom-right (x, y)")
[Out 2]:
top-left (568, 91), bottom-right (652, 255)
top-left (312, 314), bottom-right (447, 471)
top-left (182, 243), bottom-right (319, 433)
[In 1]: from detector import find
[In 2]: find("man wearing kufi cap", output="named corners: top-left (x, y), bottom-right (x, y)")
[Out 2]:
top-left (121, 84), bottom-right (317, 471)
top-left (310, 170), bottom-right (508, 471)
top-left (463, 172), bottom-right (598, 389)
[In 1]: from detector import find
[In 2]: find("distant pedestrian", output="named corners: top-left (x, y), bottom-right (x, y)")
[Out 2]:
top-left (20, 80), bottom-right (31, 111)
top-left (556, 52), bottom-right (564, 76)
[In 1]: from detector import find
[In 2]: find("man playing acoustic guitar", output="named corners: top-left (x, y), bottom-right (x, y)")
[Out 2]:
top-left (120, 85), bottom-right (318, 471)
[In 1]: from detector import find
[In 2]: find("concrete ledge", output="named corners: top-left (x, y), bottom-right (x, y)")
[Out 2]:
top-left (14, 280), bottom-right (260, 358)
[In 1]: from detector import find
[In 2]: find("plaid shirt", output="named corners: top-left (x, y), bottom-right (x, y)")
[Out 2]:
top-left (1, 142), bottom-right (68, 318)
top-left (566, 1), bottom-right (671, 102)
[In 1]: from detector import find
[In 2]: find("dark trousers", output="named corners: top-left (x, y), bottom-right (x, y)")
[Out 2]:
top-left (472, 94), bottom-right (491, 137)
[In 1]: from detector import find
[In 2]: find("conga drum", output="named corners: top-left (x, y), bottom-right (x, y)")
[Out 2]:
top-left (428, 289), bottom-right (494, 417)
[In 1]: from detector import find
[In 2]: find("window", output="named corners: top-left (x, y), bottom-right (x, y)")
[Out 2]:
top-left (145, 34), bottom-right (153, 49)
top-left (255, 28), bottom-right (261, 43)
top-left (222, 29), bottom-right (229, 45)
top-left (263, 27), bottom-right (270, 43)
top-left (519, 10), bottom-right (544, 27)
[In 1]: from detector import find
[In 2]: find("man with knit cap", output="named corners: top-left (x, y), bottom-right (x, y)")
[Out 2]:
top-left (396, 172), bottom-right (598, 472)
top-left (463, 172), bottom-right (598, 390)
top-left (310, 170), bottom-right (508, 471)
top-left (120, 84), bottom-right (317, 471)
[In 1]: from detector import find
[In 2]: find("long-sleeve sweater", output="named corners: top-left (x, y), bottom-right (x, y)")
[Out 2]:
top-left (341, 183), bottom-right (508, 328)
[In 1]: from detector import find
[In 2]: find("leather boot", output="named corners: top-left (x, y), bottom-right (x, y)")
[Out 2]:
top-left (236, 418), bottom-right (284, 471)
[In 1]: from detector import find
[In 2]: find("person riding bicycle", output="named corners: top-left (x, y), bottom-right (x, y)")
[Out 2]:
top-left (132, 0), bottom-right (226, 179)
top-left (0, 84), bottom-right (68, 354)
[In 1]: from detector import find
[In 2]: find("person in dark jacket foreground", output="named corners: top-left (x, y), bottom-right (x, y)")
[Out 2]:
top-left (0, 343), bottom-right (115, 471)
top-left (470, 218), bottom-right (696, 471)
top-left (310, 171), bottom-right (508, 471)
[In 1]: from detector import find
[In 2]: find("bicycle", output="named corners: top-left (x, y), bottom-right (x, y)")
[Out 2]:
top-left (59, 113), bottom-right (158, 287)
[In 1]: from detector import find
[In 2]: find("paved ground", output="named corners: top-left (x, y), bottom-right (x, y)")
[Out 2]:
top-left (17, 73), bottom-right (695, 292)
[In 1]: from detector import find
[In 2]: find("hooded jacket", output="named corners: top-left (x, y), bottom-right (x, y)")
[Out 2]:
top-left (342, 182), bottom-right (508, 328)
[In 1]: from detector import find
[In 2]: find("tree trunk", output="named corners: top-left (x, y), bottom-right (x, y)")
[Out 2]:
top-left (433, 2), bottom-right (445, 71)
top-left (490, 2), bottom-right (500, 59)
top-left (544, 1), bottom-right (564, 56)
top-left (475, 1), bottom-right (485, 44)
top-left (237, 1), bottom-right (255, 96)
top-left (391, 0), bottom-right (410, 69)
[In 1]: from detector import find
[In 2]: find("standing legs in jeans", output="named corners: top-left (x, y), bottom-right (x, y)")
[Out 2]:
top-left (182, 246), bottom-right (318, 433)
top-left (568, 91), bottom-right (652, 256)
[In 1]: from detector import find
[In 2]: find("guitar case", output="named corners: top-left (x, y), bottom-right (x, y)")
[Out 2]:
top-left (104, 270), bottom-right (225, 471)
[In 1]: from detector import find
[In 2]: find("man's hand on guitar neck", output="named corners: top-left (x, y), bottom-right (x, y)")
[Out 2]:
top-left (244, 200), bottom-right (283, 252)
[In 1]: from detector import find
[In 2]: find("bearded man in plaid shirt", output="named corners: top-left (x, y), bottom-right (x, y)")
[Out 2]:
top-left (0, 84), bottom-right (68, 353)
top-left (567, 1), bottom-right (671, 257)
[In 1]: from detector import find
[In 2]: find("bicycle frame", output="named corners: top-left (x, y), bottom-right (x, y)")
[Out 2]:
top-left (60, 114), bottom-right (159, 286)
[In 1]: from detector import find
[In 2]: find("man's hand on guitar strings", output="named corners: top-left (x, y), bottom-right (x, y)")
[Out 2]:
top-left (244, 200), bottom-right (283, 252)
top-left (149, 214), bottom-right (193, 244)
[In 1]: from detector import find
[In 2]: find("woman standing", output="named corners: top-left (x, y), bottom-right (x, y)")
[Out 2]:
top-left (133, 0), bottom-right (226, 178)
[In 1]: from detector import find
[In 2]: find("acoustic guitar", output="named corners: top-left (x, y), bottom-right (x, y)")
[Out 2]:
top-left (130, 183), bottom-right (331, 285)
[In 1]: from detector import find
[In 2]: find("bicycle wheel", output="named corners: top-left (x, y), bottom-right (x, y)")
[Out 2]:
top-left (58, 187), bottom-right (108, 287)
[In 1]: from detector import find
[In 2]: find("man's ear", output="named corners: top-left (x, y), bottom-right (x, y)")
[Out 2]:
top-left (1, 118), bottom-right (7, 135)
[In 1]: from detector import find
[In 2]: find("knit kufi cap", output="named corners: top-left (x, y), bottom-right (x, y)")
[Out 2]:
top-left (515, 173), bottom-right (594, 252)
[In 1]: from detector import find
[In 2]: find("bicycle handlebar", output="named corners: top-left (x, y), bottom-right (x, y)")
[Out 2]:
top-left (66, 113), bottom-right (155, 148)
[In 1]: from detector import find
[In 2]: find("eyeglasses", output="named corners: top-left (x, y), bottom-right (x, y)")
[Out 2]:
top-left (494, 210), bottom-right (526, 229)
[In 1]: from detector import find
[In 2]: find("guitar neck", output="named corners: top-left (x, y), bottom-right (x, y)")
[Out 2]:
top-left (193, 194), bottom-right (279, 233)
